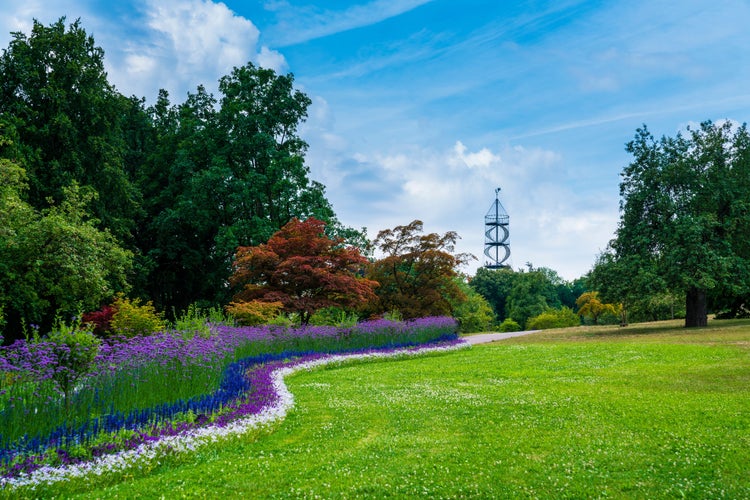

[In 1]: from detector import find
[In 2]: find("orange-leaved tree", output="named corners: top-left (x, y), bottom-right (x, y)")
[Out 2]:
top-left (230, 217), bottom-right (378, 324)
top-left (367, 220), bottom-right (475, 319)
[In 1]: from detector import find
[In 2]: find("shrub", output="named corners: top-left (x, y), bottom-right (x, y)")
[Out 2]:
top-left (526, 307), bottom-right (580, 330)
top-left (110, 296), bottom-right (166, 337)
top-left (268, 312), bottom-right (300, 327)
top-left (82, 305), bottom-right (115, 336)
top-left (383, 310), bottom-right (403, 322)
top-left (499, 318), bottom-right (522, 332)
top-left (453, 292), bottom-right (495, 333)
top-left (225, 300), bottom-right (283, 326)
top-left (309, 307), bottom-right (359, 327)
top-left (47, 318), bottom-right (101, 410)
top-left (172, 303), bottom-right (233, 338)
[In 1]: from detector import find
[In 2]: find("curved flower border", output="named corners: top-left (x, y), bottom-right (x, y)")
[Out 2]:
top-left (2, 339), bottom-right (470, 491)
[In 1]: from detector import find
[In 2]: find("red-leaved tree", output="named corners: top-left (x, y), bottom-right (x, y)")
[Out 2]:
top-left (230, 218), bottom-right (378, 324)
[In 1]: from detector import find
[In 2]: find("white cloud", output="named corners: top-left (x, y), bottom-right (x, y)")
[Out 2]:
top-left (257, 45), bottom-right (288, 73)
top-left (267, 0), bottom-right (435, 47)
top-left (112, 0), bottom-right (286, 101)
top-left (305, 137), bottom-right (616, 280)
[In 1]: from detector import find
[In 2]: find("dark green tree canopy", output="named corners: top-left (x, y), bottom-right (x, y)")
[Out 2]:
top-left (598, 121), bottom-right (750, 327)
top-left (0, 17), bottom-right (140, 241)
top-left (132, 64), bottom-right (347, 312)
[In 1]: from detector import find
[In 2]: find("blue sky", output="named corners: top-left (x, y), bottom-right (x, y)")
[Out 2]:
top-left (3, 0), bottom-right (750, 280)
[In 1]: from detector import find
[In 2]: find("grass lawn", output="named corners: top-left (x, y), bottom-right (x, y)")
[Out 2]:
top-left (16, 320), bottom-right (750, 498)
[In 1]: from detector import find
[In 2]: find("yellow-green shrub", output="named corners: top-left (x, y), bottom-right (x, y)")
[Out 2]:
top-left (499, 318), bottom-right (522, 332)
top-left (110, 296), bottom-right (166, 337)
top-left (526, 307), bottom-right (580, 330)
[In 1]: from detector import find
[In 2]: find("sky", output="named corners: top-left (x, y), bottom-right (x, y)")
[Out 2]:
top-left (3, 0), bottom-right (750, 280)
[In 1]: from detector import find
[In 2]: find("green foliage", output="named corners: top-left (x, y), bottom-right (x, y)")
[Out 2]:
top-left (110, 296), bottom-right (166, 337)
top-left (172, 303), bottom-right (233, 337)
top-left (267, 312), bottom-right (301, 328)
top-left (382, 310), bottom-right (403, 322)
top-left (470, 267), bottom-right (515, 320)
top-left (135, 64), bottom-right (350, 313)
top-left (309, 307), bottom-right (359, 327)
top-left (0, 159), bottom-right (132, 340)
top-left (506, 271), bottom-right (554, 328)
top-left (603, 121), bottom-right (750, 327)
top-left (498, 317), bottom-right (522, 332)
top-left (526, 307), bottom-right (581, 330)
top-left (46, 317), bottom-right (102, 410)
top-left (450, 278), bottom-right (495, 333)
top-left (0, 17), bottom-right (140, 240)
top-left (472, 265), bottom-right (584, 326)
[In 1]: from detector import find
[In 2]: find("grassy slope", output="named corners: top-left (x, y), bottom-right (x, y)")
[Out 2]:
top-left (24, 320), bottom-right (750, 498)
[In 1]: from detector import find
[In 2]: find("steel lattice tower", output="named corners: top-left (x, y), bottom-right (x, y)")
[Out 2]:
top-left (484, 187), bottom-right (511, 269)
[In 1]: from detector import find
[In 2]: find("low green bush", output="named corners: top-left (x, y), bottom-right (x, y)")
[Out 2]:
top-left (499, 318), bottom-right (522, 332)
top-left (309, 307), bottom-right (359, 327)
top-left (526, 307), bottom-right (580, 330)
top-left (47, 317), bottom-right (102, 410)
top-left (453, 291), bottom-right (495, 333)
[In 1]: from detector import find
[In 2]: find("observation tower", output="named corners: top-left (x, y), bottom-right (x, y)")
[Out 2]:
top-left (484, 187), bottom-right (511, 269)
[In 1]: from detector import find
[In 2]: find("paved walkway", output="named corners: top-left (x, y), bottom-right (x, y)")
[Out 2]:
top-left (463, 330), bottom-right (540, 345)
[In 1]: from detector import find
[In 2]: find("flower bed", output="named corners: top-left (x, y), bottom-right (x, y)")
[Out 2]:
top-left (0, 317), bottom-right (462, 486)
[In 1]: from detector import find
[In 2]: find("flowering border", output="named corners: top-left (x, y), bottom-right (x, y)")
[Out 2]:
top-left (2, 339), bottom-right (469, 490)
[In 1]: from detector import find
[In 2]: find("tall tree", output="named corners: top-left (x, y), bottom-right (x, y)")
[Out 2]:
top-left (135, 64), bottom-right (349, 312)
top-left (605, 121), bottom-right (750, 327)
top-left (230, 218), bottom-right (377, 324)
top-left (470, 267), bottom-right (516, 321)
top-left (0, 17), bottom-right (139, 241)
top-left (506, 270), bottom-right (556, 328)
top-left (367, 220), bottom-right (474, 318)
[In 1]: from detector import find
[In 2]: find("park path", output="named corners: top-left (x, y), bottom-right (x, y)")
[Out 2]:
top-left (463, 330), bottom-right (540, 345)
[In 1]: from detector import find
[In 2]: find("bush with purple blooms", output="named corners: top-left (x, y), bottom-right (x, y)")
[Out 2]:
top-left (0, 316), bottom-right (457, 478)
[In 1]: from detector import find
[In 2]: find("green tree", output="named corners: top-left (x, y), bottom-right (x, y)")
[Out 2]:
top-left (470, 267), bottom-right (516, 321)
top-left (0, 157), bottom-right (132, 340)
top-left (367, 220), bottom-right (474, 319)
top-left (0, 17), bottom-right (140, 241)
top-left (450, 277), bottom-right (495, 333)
top-left (606, 121), bottom-right (750, 327)
top-left (135, 65), bottom-right (350, 312)
top-left (506, 271), bottom-right (553, 328)
top-left (46, 319), bottom-right (101, 411)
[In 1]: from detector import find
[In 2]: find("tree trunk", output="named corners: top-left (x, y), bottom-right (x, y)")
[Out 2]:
top-left (685, 286), bottom-right (707, 327)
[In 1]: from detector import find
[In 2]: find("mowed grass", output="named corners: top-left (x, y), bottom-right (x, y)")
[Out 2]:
top-left (20, 320), bottom-right (750, 499)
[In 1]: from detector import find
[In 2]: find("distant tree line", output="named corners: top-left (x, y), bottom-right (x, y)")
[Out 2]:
top-left (3, 18), bottom-right (744, 341)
